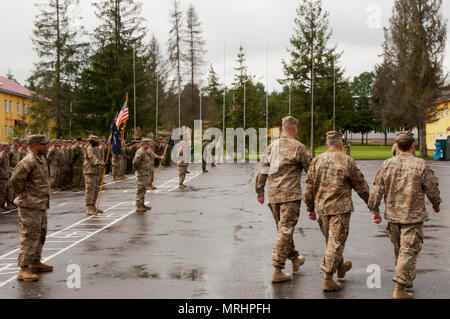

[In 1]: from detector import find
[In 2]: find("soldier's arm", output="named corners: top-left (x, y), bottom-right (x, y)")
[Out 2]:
top-left (89, 148), bottom-right (103, 166)
top-left (132, 152), bottom-right (142, 171)
top-left (303, 158), bottom-right (316, 212)
top-left (298, 144), bottom-right (311, 173)
top-left (349, 159), bottom-right (370, 204)
top-left (255, 146), bottom-right (271, 198)
top-left (368, 166), bottom-right (386, 214)
top-left (422, 165), bottom-right (441, 209)
top-left (10, 161), bottom-right (30, 195)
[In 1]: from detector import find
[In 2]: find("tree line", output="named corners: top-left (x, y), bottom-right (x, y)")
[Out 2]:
top-left (21, 0), bottom-right (447, 158)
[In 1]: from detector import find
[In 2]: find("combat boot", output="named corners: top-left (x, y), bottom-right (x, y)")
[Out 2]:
top-left (30, 262), bottom-right (53, 273)
top-left (179, 184), bottom-right (187, 189)
top-left (5, 201), bottom-right (17, 210)
top-left (292, 255), bottom-right (306, 272)
top-left (96, 208), bottom-right (104, 214)
top-left (17, 266), bottom-right (39, 282)
top-left (136, 206), bottom-right (147, 213)
top-left (323, 272), bottom-right (343, 292)
top-left (337, 261), bottom-right (352, 279)
top-left (86, 206), bottom-right (98, 216)
top-left (271, 268), bottom-right (292, 283)
top-left (393, 283), bottom-right (414, 299)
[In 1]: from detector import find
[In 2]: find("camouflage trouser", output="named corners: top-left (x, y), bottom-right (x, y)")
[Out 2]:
top-left (49, 165), bottom-right (59, 189)
top-left (388, 223), bottom-right (423, 288)
top-left (72, 167), bottom-right (84, 189)
top-left (148, 166), bottom-right (155, 187)
top-left (318, 212), bottom-right (351, 274)
top-left (58, 164), bottom-right (66, 189)
top-left (0, 179), bottom-right (8, 208)
top-left (112, 156), bottom-right (120, 178)
top-left (269, 201), bottom-right (301, 269)
top-left (6, 179), bottom-right (15, 203)
top-left (65, 162), bottom-right (73, 187)
top-left (178, 165), bottom-right (188, 185)
top-left (136, 175), bottom-right (150, 207)
top-left (18, 207), bottom-right (47, 267)
top-left (84, 174), bottom-right (100, 206)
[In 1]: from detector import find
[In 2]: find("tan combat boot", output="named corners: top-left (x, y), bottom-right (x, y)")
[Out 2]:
top-left (17, 266), bottom-right (39, 282)
top-left (393, 283), bottom-right (414, 299)
top-left (323, 272), bottom-right (343, 292)
top-left (143, 205), bottom-right (152, 211)
top-left (30, 262), bottom-right (53, 273)
top-left (96, 208), bottom-right (104, 214)
top-left (86, 206), bottom-right (98, 216)
top-left (179, 184), bottom-right (187, 189)
top-left (292, 255), bottom-right (306, 272)
top-left (271, 268), bottom-right (292, 283)
top-left (337, 261), bottom-right (352, 279)
top-left (5, 201), bottom-right (17, 210)
top-left (136, 206), bottom-right (147, 213)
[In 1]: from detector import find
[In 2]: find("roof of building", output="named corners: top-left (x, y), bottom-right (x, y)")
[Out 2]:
top-left (0, 76), bottom-right (33, 98)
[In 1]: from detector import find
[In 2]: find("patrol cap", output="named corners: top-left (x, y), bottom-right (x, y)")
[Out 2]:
top-left (282, 116), bottom-right (299, 127)
top-left (27, 134), bottom-right (49, 145)
top-left (326, 131), bottom-right (344, 140)
top-left (141, 138), bottom-right (151, 145)
top-left (87, 135), bottom-right (99, 142)
top-left (396, 131), bottom-right (415, 141)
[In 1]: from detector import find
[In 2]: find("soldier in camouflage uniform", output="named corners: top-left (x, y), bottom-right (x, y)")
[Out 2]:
top-left (46, 140), bottom-right (60, 192)
top-left (368, 131), bottom-right (441, 299)
top-left (255, 116), bottom-right (311, 283)
top-left (6, 138), bottom-right (22, 210)
top-left (0, 143), bottom-right (11, 212)
top-left (146, 141), bottom-right (164, 190)
top-left (304, 131), bottom-right (370, 292)
top-left (72, 139), bottom-right (85, 192)
top-left (19, 140), bottom-right (28, 160)
top-left (84, 136), bottom-right (105, 216)
top-left (111, 149), bottom-right (123, 181)
top-left (133, 139), bottom-right (153, 212)
top-left (11, 135), bottom-right (52, 282)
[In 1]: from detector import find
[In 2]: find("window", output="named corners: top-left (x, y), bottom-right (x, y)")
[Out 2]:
top-left (9, 101), bottom-right (12, 113)
top-left (4, 126), bottom-right (8, 137)
top-left (17, 102), bottom-right (20, 114)
top-left (23, 104), bottom-right (26, 115)
top-left (4, 100), bottom-right (7, 112)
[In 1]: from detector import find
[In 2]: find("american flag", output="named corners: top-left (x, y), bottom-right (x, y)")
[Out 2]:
top-left (115, 95), bottom-right (129, 128)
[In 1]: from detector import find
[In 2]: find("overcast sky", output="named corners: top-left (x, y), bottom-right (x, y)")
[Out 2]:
top-left (1, 0), bottom-right (449, 91)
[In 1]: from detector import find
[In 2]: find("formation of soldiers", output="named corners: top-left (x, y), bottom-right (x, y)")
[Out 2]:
top-left (256, 116), bottom-right (441, 299)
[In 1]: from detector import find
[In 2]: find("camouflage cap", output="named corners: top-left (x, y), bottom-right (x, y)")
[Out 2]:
top-left (27, 134), bottom-right (49, 145)
top-left (141, 138), bottom-right (151, 145)
top-left (87, 135), bottom-right (99, 142)
top-left (326, 131), bottom-right (343, 140)
top-left (282, 116), bottom-right (299, 127)
top-left (396, 131), bottom-right (415, 141)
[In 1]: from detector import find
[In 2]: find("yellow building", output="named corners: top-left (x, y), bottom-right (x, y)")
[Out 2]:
top-left (0, 75), bottom-right (54, 142)
top-left (426, 95), bottom-right (450, 150)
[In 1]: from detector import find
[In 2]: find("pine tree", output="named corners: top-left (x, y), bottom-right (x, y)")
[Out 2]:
top-left (375, 0), bottom-right (447, 157)
top-left (29, 0), bottom-right (86, 138)
top-left (183, 3), bottom-right (206, 126)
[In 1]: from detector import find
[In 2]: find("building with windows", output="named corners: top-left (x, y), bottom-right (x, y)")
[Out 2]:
top-left (426, 94), bottom-right (450, 151)
top-left (0, 75), bottom-right (53, 142)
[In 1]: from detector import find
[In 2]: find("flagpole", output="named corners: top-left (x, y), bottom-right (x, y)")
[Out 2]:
top-left (133, 47), bottom-right (137, 140)
top-left (156, 73), bottom-right (159, 140)
top-left (153, 143), bottom-right (169, 186)
top-left (96, 131), bottom-right (113, 211)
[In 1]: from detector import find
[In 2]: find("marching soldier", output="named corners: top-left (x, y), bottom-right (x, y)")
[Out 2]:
top-left (83, 136), bottom-right (105, 216)
top-left (368, 131), bottom-right (441, 299)
top-left (0, 143), bottom-right (11, 212)
top-left (133, 138), bottom-right (153, 212)
top-left (255, 116), bottom-right (311, 283)
top-left (146, 140), bottom-right (164, 190)
top-left (303, 131), bottom-right (370, 292)
top-left (11, 135), bottom-right (52, 282)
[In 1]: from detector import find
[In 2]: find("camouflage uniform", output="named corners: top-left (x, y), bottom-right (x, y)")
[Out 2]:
top-left (368, 133), bottom-right (441, 288)
top-left (10, 135), bottom-right (50, 268)
top-left (255, 117), bottom-right (311, 270)
top-left (303, 131), bottom-right (370, 274)
top-left (177, 141), bottom-right (190, 185)
top-left (83, 138), bottom-right (104, 207)
top-left (112, 152), bottom-right (122, 180)
top-left (133, 143), bottom-right (151, 207)
top-left (71, 143), bottom-right (84, 190)
top-left (0, 145), bottom-right (11, 210)
top-left (46, 141), bottom-right (60, 190)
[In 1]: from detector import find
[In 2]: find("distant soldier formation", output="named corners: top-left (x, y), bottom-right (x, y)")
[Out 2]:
top-left (256, 116), bottom-right (441, 299)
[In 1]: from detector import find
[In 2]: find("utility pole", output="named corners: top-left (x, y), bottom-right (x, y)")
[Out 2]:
top-left (266, 44), bottom-right (269, 134)
top-left (289, 80), bottom-right (292, 116)
top-left (133, 46), bottom-right (137, 140)
top-left (223, 44), bottom-right (226, 137)
top-left (69, 101), bottom-right (72, 139)
top-left (156, 73), bottom-right (159, 140)
top-left (199, 89), bottom-right (202, 122)
top-left (333, 54), bottom-right (336, 131)
top-left (243, 79), bottom-right (246, 130)
top-left (310, 21), bottom-right (315, 158)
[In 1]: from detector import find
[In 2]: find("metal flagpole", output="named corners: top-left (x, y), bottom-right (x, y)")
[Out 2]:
top-left (200, 89), bottom-right (202, 122)
top-left (266, 44), bottom-right (269, 135)
top-left (333, 55), bottom-right (336, 131)
top-left (310, 23), bottom-right (315, 158)
top-left (244, 79), bottom-right (246, 130)
top-left (223, 44), bottom-right (226, 137)
top-left (133, 47), bottom-right (137, 140)
top-left (156, 73), bottom-right (159, 140)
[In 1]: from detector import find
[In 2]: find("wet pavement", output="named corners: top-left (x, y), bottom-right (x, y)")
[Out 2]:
top-left (0, 161), bottom-right (448, 299)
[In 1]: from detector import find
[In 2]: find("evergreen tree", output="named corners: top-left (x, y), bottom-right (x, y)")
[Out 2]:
top-left (29, 0), bottom-right (86, 138)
